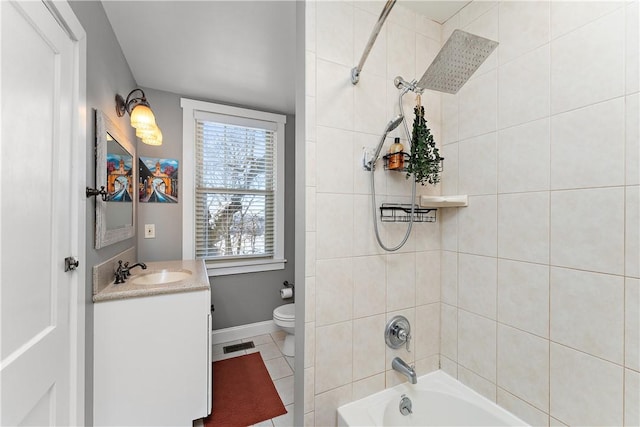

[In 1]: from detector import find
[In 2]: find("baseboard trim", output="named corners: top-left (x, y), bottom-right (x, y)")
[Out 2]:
top-left (211, 320), bottom-right (279, 345)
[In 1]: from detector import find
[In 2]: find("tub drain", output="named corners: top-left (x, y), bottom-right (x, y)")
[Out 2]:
top-left (399, 394), bottom-right (413, 416)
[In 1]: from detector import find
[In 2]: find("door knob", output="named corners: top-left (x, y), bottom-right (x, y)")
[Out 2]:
top-left (64, 256), bottom-right (79, 272)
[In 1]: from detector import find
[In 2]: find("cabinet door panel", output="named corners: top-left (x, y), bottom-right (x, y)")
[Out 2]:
top-left (94, 290), bottom-right (210, 426)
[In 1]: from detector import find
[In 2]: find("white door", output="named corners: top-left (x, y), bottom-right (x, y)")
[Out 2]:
top-left (0, 1), bottom-right (85, 425)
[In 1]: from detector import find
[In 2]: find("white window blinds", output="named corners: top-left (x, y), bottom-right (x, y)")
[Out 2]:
top-left (195, 113), bottom-right (278, 260)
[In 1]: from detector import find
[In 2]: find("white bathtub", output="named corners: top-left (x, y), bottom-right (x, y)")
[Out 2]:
top-left (337, 370), bottom-right (528, 426)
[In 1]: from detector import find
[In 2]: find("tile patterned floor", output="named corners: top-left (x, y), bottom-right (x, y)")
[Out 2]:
top-left (196, 330), bottom-right (294, 427)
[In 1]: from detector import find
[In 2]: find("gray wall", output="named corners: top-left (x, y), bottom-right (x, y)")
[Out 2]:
top-left (68, 1), bottom-right (138, 425)
top-left (135, 88), bottom-right (183, 261)
top-left (136, 87), bottom-right (296, 330)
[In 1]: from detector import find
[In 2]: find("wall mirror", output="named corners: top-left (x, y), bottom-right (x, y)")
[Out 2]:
top-left (94, 110), bottom-right (135, 248)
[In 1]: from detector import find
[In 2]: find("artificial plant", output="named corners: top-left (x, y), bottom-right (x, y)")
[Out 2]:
top-left (405, 100), bottom-right (442, 185)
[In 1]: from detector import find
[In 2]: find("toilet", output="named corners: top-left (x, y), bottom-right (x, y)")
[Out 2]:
top-left (273, 303), bottom-right (295, 357)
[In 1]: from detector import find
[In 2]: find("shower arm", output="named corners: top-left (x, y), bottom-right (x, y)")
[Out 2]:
top-left (351, 0), bottom-right (396, 85)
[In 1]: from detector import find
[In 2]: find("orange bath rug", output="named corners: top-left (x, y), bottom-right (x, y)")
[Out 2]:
top-left (204, 352), bottom-right (287, 427)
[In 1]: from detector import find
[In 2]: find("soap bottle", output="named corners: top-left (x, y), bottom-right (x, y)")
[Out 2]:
top-left (387, 138), bottom-right (404, 170)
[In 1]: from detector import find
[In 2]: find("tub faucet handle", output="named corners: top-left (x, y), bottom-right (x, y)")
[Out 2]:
top-left (385, 315), bottom-right (412, 352)
top-left (402, 330), bottom-right (411, 352)
top-left (397, 327), bottom-right (411, 352)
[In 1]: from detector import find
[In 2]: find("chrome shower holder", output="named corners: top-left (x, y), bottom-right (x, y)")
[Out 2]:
top-left (394, 76), bottom-right (422, 95)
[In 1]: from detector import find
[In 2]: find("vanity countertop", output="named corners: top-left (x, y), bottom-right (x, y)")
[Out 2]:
top-left (93, 259), bottom-right (209, 303)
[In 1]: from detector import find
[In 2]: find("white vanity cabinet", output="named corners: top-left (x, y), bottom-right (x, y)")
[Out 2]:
top-left (93, 289), bottom-right (211, 426)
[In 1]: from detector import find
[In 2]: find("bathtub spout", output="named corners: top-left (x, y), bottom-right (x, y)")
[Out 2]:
top-left (392, 357), bottom-right (417, 384)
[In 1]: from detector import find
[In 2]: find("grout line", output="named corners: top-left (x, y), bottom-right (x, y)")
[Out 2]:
top-left (622, 0), bottom-right (629, 411)
top-left (497, 386), bottom-right (550, 419)
top-left (454, 249), bottom-right (628, 280)
top-left (453, 61), bottom-right (461, 380)
top-left (547, 70), bottom-right (553, 422)
top-left (623, 279), bottom-right (627, 426)
top-left (548, 2), bottom-right (626, 43)
top-left (551, 340), bottom-right (627, 369)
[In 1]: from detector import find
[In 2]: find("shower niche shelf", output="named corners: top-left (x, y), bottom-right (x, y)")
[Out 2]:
top-left (382, 152), bottom-right (444, 173)
top-left (419, 195), bottom-right (468, 208)
top-left (379, 203), bottom-right (436, 223)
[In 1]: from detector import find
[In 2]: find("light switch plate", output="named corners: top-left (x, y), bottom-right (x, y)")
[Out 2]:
top-left (144, 224), bottom-right (155, 239)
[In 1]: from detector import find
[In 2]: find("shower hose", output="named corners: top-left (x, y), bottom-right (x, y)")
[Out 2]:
top-left (370, 88), bottom-right (418, 252)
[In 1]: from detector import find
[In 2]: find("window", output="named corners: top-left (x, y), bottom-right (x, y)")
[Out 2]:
top-left (181, 98), bottom-right (286, 276)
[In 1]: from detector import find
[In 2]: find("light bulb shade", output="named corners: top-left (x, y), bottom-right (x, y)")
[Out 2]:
top-left (129, 104), bottom-right (156, 129)
top-left (116, 89), bottom-right (162, 146)
top-left (142, 127), bottom-right (163, 146)
top-left (136, 125), bottom-right (156, 139)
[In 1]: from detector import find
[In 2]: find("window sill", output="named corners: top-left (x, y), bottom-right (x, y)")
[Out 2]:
top-left (205, 258), bottom-right (287, 277)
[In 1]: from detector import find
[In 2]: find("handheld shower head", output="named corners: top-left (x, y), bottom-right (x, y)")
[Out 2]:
top-left (370, 114), bottom-right (404, 168)
top-left (385, 115), bottom-right (404, 133)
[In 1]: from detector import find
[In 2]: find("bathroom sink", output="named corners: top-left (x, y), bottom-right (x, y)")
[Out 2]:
top-left (130, 270), bottom-right (192, 286)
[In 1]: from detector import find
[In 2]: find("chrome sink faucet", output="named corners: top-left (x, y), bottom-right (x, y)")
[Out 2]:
top-left (114, 260), bottom-right (147, 284)
top-left (392, 357), bottom-right (417, 384)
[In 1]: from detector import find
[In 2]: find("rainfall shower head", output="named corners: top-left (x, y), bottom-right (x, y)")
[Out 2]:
top-left (417, 29), bottom-right (498, 94)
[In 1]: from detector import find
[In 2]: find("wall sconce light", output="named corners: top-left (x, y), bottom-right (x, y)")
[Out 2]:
top-left (115, 88), bottom-right (163, 146)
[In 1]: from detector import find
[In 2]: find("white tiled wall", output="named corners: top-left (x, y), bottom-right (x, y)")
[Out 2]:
top-left (305, 1), bottom-right (639, 426)
top-left (441, 2), bottom-right (639, 427)
top-left (305, 1), bottom-right (443, 425)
